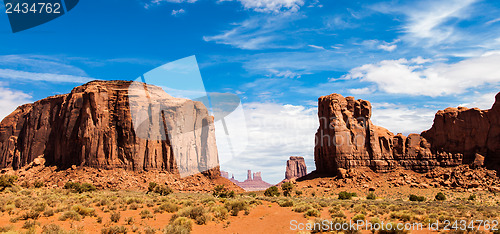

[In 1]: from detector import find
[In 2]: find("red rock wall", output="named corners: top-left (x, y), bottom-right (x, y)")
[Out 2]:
top-left (0, 80), bottom-right (219, 176)
top-left (314, 93), bottom-right (499, 175)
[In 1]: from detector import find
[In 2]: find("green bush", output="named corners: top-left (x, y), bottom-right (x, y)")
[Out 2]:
top-left (58, 211), bottom-right (81, 221)
top-left (278, 199), bottom-right (294, 207)
top-left (264, 186), bottom-right (280, 197)
top-left (352, 213), bottom-right (365, 222)
top-left (140, 209), bottom-right (153, 219)
top-left (149, 183), bottom-right (173, 196)
top-left (101, 226), bottom-right (127, 234)
top-left (338, 191), bottom-right (357, 200)
top-left (211, 205), bottom-right (229, 221)
top-left (212, 185), bottom-right (235, 198)
top-left (63, 181), bottom-right (96, 193)
top-left (224, 200), bottom-right (249, 216)
top-left (435, 192), bottom-right (446, 201)
top-left (468, 194), bottom-right (476, 201)
top-left (110, 211), bottom-right (121, 223)
top-left (304, 209), bottom-right (321, 217)
top-left (281, 182), bottom-right (294, 197)
top-left (164, 217), bottom-right (192, 234)
top-left (409, 194), bottom-right (425, 202)
top-left (0, 175), bottom-right (17, 191)
top-left (159, 202), bottom-right (179, 213)
top-left (366, 192), bottom-right (376, 200)
top-left (72, 205), bottom-right (96, 217)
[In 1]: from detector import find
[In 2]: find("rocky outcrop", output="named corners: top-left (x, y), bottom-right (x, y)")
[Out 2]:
top-left (285, 156), bottom-right (307, 180)
top-left (0, 80), bottom-right (219, 177)
top-left (314, 92), bottom-right (500, 175)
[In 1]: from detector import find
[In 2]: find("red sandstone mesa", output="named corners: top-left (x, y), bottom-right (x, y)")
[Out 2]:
top-left (221, 170), bottom-right (272, 191)
top-left (314, 92), bottom-right (500, 175)
top-left (0, 80), bottom-right (219, 177)
top-left (285, 156), bottom-right (307, 180)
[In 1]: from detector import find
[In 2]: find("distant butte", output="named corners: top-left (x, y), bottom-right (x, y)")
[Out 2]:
top-left (221, 170), bottom-right (272, 191)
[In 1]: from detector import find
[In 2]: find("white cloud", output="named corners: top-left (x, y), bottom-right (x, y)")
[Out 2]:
top-left (144, 0), bottom-right (197, 9)
top-left (373, 0), bottom-right (477, 46)
top-left (0, 83), bottom-right (32, 121)
top-left (371, 103), bottom-right (436, 135)
top-left (203, 14), bottom-right (302, 50)
top-left (220, 0), bottom-right (304, 13)
top-left (348, 87), bottom-right (372, 95)
top-left (171, 8), bottom-right (185, 16)
top-left (344, 51), bottom-right (500, 96)
top-left (220, 102), bottom-right (317, 183)
top-left (0, 69), bottom-right (94, 83)
top-left (308, 45), bottom-right (325, 50)
top-left (459, 92), bottom-right (499, 109)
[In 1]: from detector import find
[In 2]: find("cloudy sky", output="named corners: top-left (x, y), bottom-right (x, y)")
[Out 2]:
top-left (0, 0), bottom-right (500, 183)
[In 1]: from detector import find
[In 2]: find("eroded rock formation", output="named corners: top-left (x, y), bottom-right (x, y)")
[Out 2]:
top-left (314, 92), bottom-right (500, 175)
top-left (0, 80), bottom-right (219, 177)
top-left (222, 170), bottom-right (272, 191)
top-left (285, 156), bottom-right (307, 180)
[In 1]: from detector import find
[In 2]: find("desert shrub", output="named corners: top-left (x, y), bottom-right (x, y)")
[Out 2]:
top-left (42, 224), bottom-right (65, 234)
top-left (129, 203), bottom-right (140, 210)
top-left (126, 197), bottom-right (143, 204)
top-left (110, 211), bottom-right (121, 223)
top-left (63, 182), bottom-right (96, 193)
top-left (101, 226), bottom-right (127, 234)
top-left (164, 217), bottom-right (192, 234)
top-left (22, 220), bottom-right (39, 229)
top-left (59, 211), bottom-right (81, 221)
top-left (212, 185), bottom-right (235, 198)
top-left (435, 192), bottom-right (446, 201)
top-left (224, 200), bottom-right (249, 216)
top-left (43, 209), bottom-right (55, 217)
top-left (352, 213), bottom-right (365, 222)
top-left (159, 202), bottom-right (179, 213)
top-left (367, 192), bottom-right (376, 200)
top-left (140, 209), bottom-right (154, 219)
top-left (293, 203), bottom-right (313, 213)
top-left (409, 194), bottom-right (425, 202)
top-left (311, 218), bottom-right (335, 233)
top-left (278, 199), bottom-right (294, 207)
top-left (338, 191), bottom-right (357, 200)
top-left (281, 182), bottom-right (294, 197)
top-left (264, 186), bottom-right (280, 197)
top-left (72, 204), bottom-right (96, 217)
top-left (390, 211), bottom-right (414, 222)
top-left (211, 205), bottom-right (229, 220)
top-left (19, 210), bottom-right (41, 220)
top-left (295, 191), bottom-right (303, 196)
top-left (468, 194), bottom-right (476, 201)
top-left (125, 217), bottom-right (134, 225)
top-left (0, 175), bottom-right (17, 191)
top-left (33, 180), bottom-right (44, 188)
top-left (173, 206), bottom-right (208, 224)
top-left (0, 225), bottom-right (14, 232)
top-left (304, 209), bottom-right (321, 217)
top-left (33, 202), bottom-right (47, 212)
top-left (331, 211), bottom-right (346, 218)
top-left (156, 185), bottom-right (173, 196)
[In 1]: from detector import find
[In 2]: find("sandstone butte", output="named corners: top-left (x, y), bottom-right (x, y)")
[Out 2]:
top-left (314, 92), bottom-right (500, 176)
top-left (284, 156), bottom-right (307, 180)
top-left (221, 170), bottom-right (272, 191)
top-left (0, 80), bottom-right (220, 178)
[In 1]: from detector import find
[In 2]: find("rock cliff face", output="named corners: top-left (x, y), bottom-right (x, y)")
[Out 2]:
top-left (314, 92), bottom-right (500, 175)
top-left (285, 156), bottom-right (307, 180)
top-left (0, 80), bottom-right (219, 177)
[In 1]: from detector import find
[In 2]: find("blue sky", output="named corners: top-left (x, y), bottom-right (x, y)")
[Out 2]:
top-left (1, 0), bottom-right (500, 183)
